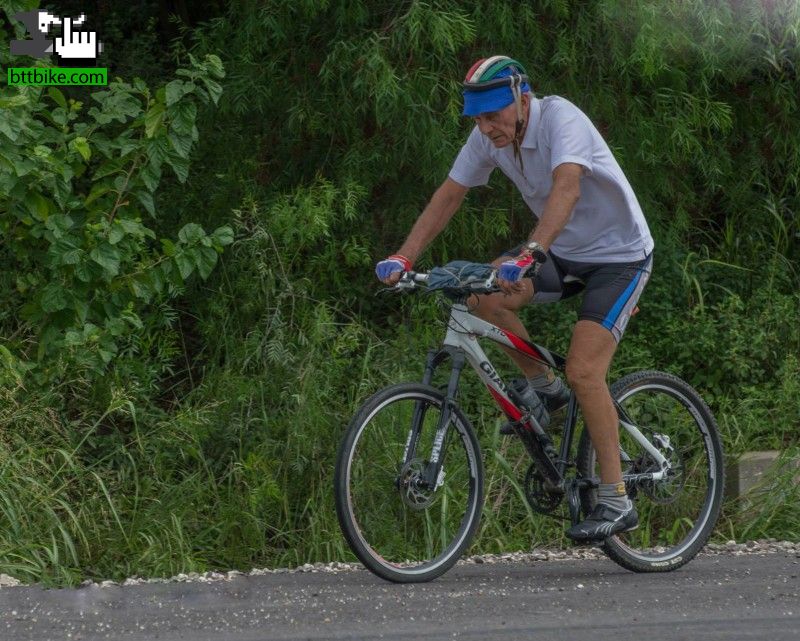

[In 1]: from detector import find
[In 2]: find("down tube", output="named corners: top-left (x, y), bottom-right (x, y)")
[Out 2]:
top-left (443, 322), bottom-right (522, 421)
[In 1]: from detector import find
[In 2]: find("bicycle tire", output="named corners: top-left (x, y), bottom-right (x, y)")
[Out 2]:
top-left (576, 370), bottom-right (724, 572)
top-left (334, 383), bottom-right (484, 583)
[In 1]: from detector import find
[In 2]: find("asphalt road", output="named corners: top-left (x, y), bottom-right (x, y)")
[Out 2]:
top-left (0, 551), bottom-right (798, 641)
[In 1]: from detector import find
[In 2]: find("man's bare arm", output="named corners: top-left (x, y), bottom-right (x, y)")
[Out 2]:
top-left (396, 178), bottom-right (469, 264)
top-left (528, 162), bottom-right (583, 251)
top-left (496, 162), bottom-right (583, 294)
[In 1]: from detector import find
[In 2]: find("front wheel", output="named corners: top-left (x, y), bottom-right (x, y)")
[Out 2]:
top-left (576, 370), bottom-right (724, 572)
top-left (334, 383), bottom-right (484, 583)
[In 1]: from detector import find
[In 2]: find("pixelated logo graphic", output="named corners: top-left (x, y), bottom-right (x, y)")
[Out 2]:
top-left (10, 10), bottom-right (104, 63)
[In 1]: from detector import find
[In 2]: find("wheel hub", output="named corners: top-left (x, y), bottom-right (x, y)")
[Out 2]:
top-left (632, 434), bottom-right (686, 504)
top-left (397, 458), bottom-right (436, 510)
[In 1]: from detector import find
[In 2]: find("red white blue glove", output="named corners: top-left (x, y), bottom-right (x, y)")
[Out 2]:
top-left (498, 253), bottom-right (535, 283)
top-left (375, 254), bottom-right (412, 281)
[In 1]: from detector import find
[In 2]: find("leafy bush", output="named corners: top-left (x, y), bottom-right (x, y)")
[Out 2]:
top-left (0, 48), bottom-right (232, 389)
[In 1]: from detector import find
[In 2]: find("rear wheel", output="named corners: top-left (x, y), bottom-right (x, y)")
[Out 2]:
top-left (577, 370), bottom-right (724, 572)
top-left (334, 383), bottom-right (483, 583)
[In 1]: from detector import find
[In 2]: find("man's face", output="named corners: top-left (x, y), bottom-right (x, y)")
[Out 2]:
top-left (473, 95), bottom-right (528, 148)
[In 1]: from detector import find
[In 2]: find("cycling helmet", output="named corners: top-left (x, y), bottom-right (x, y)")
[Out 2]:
top-left (462, 56), bottom-right (530, 118)
top-left (462, 55), bottom-right (531, 168)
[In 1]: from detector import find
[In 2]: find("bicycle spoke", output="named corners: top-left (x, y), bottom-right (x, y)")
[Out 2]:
top-left (336, 385), bottom-right (482, 580)
top-left (578, 372), bottom-right (724, 571)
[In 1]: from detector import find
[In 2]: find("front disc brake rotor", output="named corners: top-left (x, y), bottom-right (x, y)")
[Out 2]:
top-left (397, 458), bottom-right (436, 510)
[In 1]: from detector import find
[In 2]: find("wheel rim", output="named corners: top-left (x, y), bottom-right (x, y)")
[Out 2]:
top-left (344, 392), bottom-right (480, 576)
top-left (591, 383), bottom-right (720, 562)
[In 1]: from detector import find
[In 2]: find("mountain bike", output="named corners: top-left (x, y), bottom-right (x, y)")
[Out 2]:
top-left (334, 268), bottom-right (724, 583)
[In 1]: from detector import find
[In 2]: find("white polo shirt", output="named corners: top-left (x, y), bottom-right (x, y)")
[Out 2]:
top-left (449, 95), bottom-right (654, 263)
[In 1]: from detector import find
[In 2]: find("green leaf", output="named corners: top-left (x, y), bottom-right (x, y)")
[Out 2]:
top-left (107, 317), bottom-right (126, 337)
top-left (168, 131), bottom-right (193, 159)
top-left (71, 136), bottom-right (91, 162)
top-left (212, 226), bottom-right (234, 246)
top-left (144, 101), bottom-right (166, 138)
top-left (161, 238), bottom-right (176, 256)
top-left (166, 80), bottom-right (195, 106)
top-left (170, 101), bottom-right (197, 135)
top-left (85, 183), bottom-right (112, 205)
top-left (0, 117), bottom-right (18, 142)
top-left (178, 223), bottom-right (205, 244)
top-left (45, 213), bottom-right (73, 238)
top-left (72, 297), bottom-right (89, 324)
top-left (12, 156), bottom-right (35, 177)
top-left (41, 283), bottom-right (68, 313)
top-left (150, 266), bottom-right (165, 293)
top-left (200, 78), bottom-right (223, 105)
top-left (195, 246), bottom-right (218, 280)
top-left (141, 162), bottom-right (161, 191)
top-left (48, 88), bottom-right (67, 108)
top-left (165, 153), bottom-right (189, 183)
top-left (89, 243), bottom-right (121, 276)
top-left (0, 94), bottom-right (29, 109)
top-left (135, 191), bottom-right (155, 216)
top-left (204, 54), bottom-right (225, 79)
top-left (93, 157), bottom-right (126, 180)
top-left (109, 224), bottom-right (125, 244)
top-left (75, 261), bottom-right (93, 282)
top-left (61, 249), bottom-right (83, 265)
top-left (130, 276), bottom-right (152, 301)
top-left (175, 252), bottom-right (194, 280)
top-left (25, 192), bottom-right (50, 220)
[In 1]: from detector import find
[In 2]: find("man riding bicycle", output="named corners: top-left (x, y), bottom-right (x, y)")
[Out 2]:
top-left (375, 55), bottom-right (654, 542)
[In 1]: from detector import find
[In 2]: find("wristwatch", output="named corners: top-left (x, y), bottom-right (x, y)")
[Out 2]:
top-left (523, 240), bottom-right (547, 264)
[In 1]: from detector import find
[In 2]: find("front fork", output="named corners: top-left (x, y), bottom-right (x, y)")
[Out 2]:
top-left (401, 348), bottom-right (465, 490)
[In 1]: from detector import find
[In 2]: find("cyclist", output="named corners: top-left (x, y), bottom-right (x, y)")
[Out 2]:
top-left (375, 56), bottom-right (654, 542)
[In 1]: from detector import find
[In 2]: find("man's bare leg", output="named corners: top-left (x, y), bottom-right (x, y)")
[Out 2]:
top-left (565, 320), bottom-right (621, 483)
top-left (564, 320), bottom-right (639, 541)
top-left (469, 259), bottom-right (551, 380)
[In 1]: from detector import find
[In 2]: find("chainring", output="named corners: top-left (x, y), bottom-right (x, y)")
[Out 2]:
top-left (524, 463), bottom-right (564, 515)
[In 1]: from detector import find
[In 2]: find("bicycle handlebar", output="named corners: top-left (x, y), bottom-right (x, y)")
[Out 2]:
top-left (393, 270), bottom-right (502, 295)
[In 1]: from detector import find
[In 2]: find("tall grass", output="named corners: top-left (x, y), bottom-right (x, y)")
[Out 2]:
top-left (1, 0), bottom-right (799, 585)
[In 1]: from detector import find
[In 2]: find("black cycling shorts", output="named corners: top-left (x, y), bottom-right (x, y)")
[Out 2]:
top-left (502, 248), bottom-right (653, 342)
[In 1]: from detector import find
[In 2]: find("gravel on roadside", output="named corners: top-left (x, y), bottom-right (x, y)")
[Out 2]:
top-left (0, 539), bottom-right (797, 590)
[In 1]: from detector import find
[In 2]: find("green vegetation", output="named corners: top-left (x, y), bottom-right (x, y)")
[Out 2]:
top-left (0, 0), bottom-right (798, 585)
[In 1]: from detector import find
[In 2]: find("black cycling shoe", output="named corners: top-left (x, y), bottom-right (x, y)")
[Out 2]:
top-left (565, 502), bottom-right (639, 542)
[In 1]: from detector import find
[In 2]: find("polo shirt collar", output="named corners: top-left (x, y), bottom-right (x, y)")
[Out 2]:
top-left (520, 97), bottom-right (540, 149)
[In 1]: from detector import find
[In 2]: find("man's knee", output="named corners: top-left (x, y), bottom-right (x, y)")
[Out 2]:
top-left (565, 358), bottom-right (606, 392)
top-left (471, 292), bottom-right (524, 321)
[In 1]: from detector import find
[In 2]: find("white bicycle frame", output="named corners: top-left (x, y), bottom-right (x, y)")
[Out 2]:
top-left (402, 272), bottom-right (671, 485)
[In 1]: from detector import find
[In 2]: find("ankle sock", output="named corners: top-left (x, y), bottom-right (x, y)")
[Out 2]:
top-left (597, 482), bottom-right (631, 512)
top-left (527, 372), bottom-right (564, 396)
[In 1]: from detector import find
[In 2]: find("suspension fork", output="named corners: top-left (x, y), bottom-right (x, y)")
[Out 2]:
top-left (404, 347), bottom-right (465, 488)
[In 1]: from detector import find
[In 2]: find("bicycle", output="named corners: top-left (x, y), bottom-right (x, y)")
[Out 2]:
top-left (334, 265), bottom-right (724, 583)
